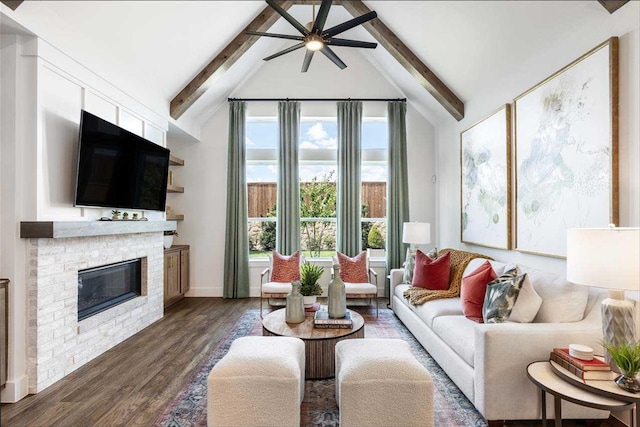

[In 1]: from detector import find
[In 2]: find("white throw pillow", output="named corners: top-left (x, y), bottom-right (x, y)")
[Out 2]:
top-left (524, 268), bottom-right (590, 323)
top-left (508, 273), bottom-right (542, 323)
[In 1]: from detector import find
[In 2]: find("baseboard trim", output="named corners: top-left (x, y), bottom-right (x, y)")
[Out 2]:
top-left (1, 374), bottom-right (29, 403)
top-left (185, 287), bottom-right (222, 297)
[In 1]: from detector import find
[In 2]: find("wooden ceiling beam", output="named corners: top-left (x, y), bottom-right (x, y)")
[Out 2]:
top-left (171, 0), bottom-right (465, 121)
top-left (341, 1), bottom-right (464, 121)
top-left (170, 1), bottom-right (294, 120)
top-left (597, 0), bottom-right (630, 14)
top-left (1, 0), bottom-right (24, 10)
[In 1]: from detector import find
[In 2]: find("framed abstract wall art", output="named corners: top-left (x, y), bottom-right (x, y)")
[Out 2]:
top-left (461, 104), bottom-right (512, 249)
top-left (514, 38), bottom-right (619, 258)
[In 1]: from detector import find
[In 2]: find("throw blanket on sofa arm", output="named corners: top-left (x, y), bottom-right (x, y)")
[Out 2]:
top-left (403, 248), bottom-right (492, 305)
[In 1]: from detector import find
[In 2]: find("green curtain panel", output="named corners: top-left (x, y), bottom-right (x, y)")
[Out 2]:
top-left (386, 101), bottom-right (410, 292)
top-left (223, 101), bottom-right (250, 299)
top-left (336, 101), bottom-right (363, 257)
top-left (276, 101), bottom-right (301, 255)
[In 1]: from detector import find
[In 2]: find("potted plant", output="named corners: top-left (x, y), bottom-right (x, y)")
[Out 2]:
top-left (122, 212), bottom-right (129, 220)
top-left (604, 341), bottom-right (640, 393)
top-left (111, 210), bottom-right (121, 220)
top-left (299, 261), bottom-right (323, 307)
top-left (163, 230), bottom-right (178, 249)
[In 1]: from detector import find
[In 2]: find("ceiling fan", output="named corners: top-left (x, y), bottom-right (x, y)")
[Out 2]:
top-left (246, 0), bottom-right (378, 72)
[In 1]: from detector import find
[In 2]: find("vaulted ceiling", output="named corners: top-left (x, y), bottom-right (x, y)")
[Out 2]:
top-left (1, 1), bottom-right (635, 128)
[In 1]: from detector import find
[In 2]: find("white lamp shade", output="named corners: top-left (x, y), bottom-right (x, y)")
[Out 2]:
top-left (566, 227), bottom-right (640, 291)
top-left (402, 222), bottom-right (431, 245)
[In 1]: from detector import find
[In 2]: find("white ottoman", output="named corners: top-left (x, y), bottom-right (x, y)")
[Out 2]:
top-left (207, 336), bottom-right (305, 427)
top-left (335, 338), bottom-right (434, 427)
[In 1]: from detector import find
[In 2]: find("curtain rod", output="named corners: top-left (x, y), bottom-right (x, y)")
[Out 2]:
top-left (228, 97), bottom-right (406, 102)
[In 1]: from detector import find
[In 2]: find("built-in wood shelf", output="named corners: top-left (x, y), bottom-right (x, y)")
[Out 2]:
top-left (167, 184), bottom-right (184, 193)
top-left (169, 155), bottom-right (184, 166)
top-left (20, 221), bottom-right (177, 239)
top-left (166, 214), bottom-right (184, 221)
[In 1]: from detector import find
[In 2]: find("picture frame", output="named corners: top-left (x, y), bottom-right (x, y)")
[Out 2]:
top-left (514, 38), bottom-right (619, 258)
top-left (460, 104), bottom-right (512, 250)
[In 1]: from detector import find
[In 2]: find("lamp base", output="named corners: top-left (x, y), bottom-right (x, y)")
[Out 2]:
top-left (601, 297), bottom-right (636, 372)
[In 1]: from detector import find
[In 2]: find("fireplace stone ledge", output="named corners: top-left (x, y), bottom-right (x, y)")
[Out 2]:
top-left (20, 220), bottom-right (176, 239)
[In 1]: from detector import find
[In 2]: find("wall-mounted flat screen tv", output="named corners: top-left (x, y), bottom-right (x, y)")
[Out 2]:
top-left (74, 110), bottom-right (170, 212)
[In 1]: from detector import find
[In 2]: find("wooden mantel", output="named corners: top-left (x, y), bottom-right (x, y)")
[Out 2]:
top-left (20, 221), bottom-right (177, 239)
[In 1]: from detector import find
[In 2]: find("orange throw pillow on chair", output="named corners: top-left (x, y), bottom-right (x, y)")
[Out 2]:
top-left (411, 250), bottom-right (451, 290)
top-left (270, 250), bottom-right (301, 282)
top-left (337, 251), bottom-right (369, 283)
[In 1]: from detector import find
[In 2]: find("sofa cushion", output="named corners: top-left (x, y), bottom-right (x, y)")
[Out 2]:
top-left (521, 267), bottom-right (590, 323)
top-left (463, 258), bottom-right (508, 278)
top-left (508, 273), bottom-right (543, 323)
top-left (412, 250), bottom-right (451, 290)
top-left (395, 284), bottom-right (463, 328)
top-left (432, 316), bottom-right (476, 367)
top-left (461, 261), bottom-right (497, 322)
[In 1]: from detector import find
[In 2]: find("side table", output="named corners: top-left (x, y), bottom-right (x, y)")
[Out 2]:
top-left (527, 361), bottom-right (639, 427)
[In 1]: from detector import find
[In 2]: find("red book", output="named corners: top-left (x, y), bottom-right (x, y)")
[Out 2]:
top-left (552, 348), bottom-right (610, 371)
top-left (549, 354), bottom-right (617, 381)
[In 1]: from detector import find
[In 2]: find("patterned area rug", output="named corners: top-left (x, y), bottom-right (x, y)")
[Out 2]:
top-left (154, 308), bottom-right (487, 427)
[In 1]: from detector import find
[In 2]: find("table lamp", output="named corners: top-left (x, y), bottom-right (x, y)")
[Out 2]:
top-left (402, 222), bottom-right (431, 284)
top-left (566, 226), bottom-right (640, 369)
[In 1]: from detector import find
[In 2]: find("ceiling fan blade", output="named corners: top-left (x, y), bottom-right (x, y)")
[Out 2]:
top-left (326, 38), bottom-right (377, 49)
top-left (324, 11), bottom-right (377, 38)
top-left (263, 42), bottom-right (306, 61)
top-left (266, 0), bottom-right (309, 35)
top-left (246, 30), bottom-right (304, 41)
top-left (311, 0), bottom-right (332, 33)
top-left (301, 50), bottom-right (315, 73)
top-left (320, 46), bottom-right (346, 69)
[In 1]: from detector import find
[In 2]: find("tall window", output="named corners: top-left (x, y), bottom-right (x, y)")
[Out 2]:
top-left (246, 116), bottom-right (387, 259)
top-left (246, 118), bottom-right (278, 257)
top-left (361, 118), bottom-right (388, 254)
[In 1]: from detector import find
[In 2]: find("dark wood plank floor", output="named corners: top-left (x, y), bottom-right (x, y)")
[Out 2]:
top-left (0, 298), bottom-right (624, 427)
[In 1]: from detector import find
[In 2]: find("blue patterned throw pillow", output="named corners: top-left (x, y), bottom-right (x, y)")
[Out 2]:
top-left (482, 269), bottom-right (527, 323)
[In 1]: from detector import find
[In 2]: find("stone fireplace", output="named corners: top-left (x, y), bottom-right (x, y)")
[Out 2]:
top-left (22, 221), bottom-right (174, 394)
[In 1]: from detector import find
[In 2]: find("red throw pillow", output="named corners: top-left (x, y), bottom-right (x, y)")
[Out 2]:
top-left (337, 251), bottom-right (369, 283)
top-left (270, 251), bottom-right (301, 282)
top-left (412, 250), bottom-right (451, 290)
top-left (460, 261), bottom-right (497, 323)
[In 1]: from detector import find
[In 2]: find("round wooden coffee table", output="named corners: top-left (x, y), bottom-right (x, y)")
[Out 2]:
top-left (262, 308), bottom-right (365, 379)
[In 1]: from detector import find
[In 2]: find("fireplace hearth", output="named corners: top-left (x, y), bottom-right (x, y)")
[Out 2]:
top-left (78, 259), bottom-right (142, 320)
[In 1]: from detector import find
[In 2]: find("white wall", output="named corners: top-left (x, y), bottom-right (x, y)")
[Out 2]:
top-left (435, 2), bottom-right (640, 275)
top-left (171, 48), bottom-right (436, 297)
top-left (0, 32), bottom-right (170, 402)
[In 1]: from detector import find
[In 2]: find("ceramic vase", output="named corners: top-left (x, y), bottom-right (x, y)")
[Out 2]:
top-left (285, 281), bottom-right (305, 324)
top-left (328, 264), bottom-right (346, 319)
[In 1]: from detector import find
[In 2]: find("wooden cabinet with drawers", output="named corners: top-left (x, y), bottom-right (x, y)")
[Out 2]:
top-left (164, 245), bottom-right (189, 308)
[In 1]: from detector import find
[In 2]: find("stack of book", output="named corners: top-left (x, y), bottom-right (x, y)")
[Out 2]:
top-left (314, 310), bottom-right (353, 329)
top-left (549, 348), bottom-right (617, 381)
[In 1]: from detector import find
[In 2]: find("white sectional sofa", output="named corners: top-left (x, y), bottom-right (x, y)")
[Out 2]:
top-left (390, 254), bottom-right (610, 424)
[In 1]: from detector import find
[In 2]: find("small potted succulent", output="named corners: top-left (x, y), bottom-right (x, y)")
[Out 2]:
top-left (132, 213), bottom-right (139, 220)
top-left (122, 212), bottom-right (129, 220)
top-left (163, 230), bottom-right (178, 249)
top-left (299, 262), bottom-right (323, 307)
top-left (604, 341), bottom-right (640, 393)
top-left (111, 210), bottom-right (121, 220)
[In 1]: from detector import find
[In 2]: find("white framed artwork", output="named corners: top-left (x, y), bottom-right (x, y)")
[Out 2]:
top-left (460, 104), bottom-right (512, 249)
top-left (514, 38), bottom-right (619, 258)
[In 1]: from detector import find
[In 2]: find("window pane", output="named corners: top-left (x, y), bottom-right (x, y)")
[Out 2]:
top-left (300, 119), bottom-right (337, 149)
top-left (362, 119), bottom-right (387, 149)
top-left (247, 118), bottom-right (277, 258)
top-left (300, 219), bottom-right (336, 258)
top-left (362, 220), bottom-right (386, 251)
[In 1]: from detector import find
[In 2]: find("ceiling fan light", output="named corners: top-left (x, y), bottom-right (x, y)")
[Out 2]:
top-left (305, 34), bottom-right (324, 51)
